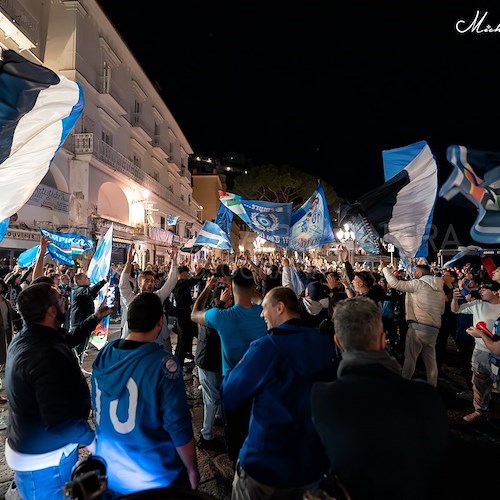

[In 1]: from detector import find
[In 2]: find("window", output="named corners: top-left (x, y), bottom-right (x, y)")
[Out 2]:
top-left (134, 100), bottom-right (140, 114)
top-left (154, 122), bottom-right (160, 135)
top-left (132, 154), bottom-right (141, 168)
top-left (152, 171), bottom-right (159, 182)
top-left (160, 216), bottom-right (166, 229)
top-left (101, 130), bottom-right (112, 147)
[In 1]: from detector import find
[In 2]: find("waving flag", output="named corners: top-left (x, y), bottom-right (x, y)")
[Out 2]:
top-left (17, 244), bottom-right (41, 268)
top-left (39, 228), bottom-right (94, 265)
top-left (340, 141), bottom-right (438, 258)
top-left (443, 245), bottom-right (484, 268)
top-left (0, 217), bottom-right (8, 243)
top-left (180, 236), bottom-right (204, 254)
top-left (289, 180), bottom-right (336, 251)
top-left (0, 50), bottom-right (84, 222)
top-left (215, 202), bottom-right (234, 235)
top-left (219, 191), bottom-right (292, 248)
top-left (166, 215), bottom-right (179, 226)
top-left (439, 145), bottom-right (500, 244)
top-left (87, 224), bottom-right (113, 349)
top-left (194, 221), bottom-right (233, 252)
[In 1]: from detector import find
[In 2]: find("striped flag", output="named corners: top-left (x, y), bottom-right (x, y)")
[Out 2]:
top-left (193, 221), bottom-right (233, 252)
top-left (340, 141), bottom-right (438, 258)
top-left (0, 50), bottom-right (84, 222)
top-left (87, 224), bottom-right (113, 350)
top-left (40, 228), bottom-right (94, 265)
top-left (215, 202), bottom-right (233, 235)
top-left (440, 145), bottom-right (500, 244)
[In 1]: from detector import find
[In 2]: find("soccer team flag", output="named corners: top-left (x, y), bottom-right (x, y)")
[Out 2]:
top-left (288, 180), bottom-right (336, 251)
top-left (215, 202), bottom-right (234, 236)
top-left (39, 228), bottom-right (94, 265)
top-left (193, 221), bottom-right (233, 252)
top-left (439, 145), bottom-right (500, 244)
top-left (88, 224), bottom-right (114, 349)
top-left (340, 141), bottom-right (438, 258)
top-left (219, 191), bottom-right (292, 248)
top-left (0, 50), bottom-right (84, 222)
top-left (166, 215), bottom-right (179, 226)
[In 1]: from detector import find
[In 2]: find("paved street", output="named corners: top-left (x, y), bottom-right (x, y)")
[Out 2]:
top-left (0, 323), bottom-right (500, 499)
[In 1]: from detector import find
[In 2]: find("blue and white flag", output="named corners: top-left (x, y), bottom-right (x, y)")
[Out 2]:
top-left (0, 217), bottom-right (8, 244)
top-left (440, 145), bottom-right (500, 244)
top-left (288, 180), bottom-right (336, 251)
top-left (40, 228), bottom-right (94, 266)
top-left (193, 221), bottom-right (233, 252)
top-left (443, 245), bottom-right (484, 268)
top-left (17, 244), bottom-right (42, 268)
top-left (0, 50), bottom-right (84, 222)
top-left (166, 215), bottom-right (179, 226)
top-left (215, 202), bottom-right (233, 235)
top-left (340, 141), bottom-right (438, 258)
top-left (88, 224), bottom-right (113, 285)
top-left (219, 191), bottom-right (292, 248)
top-left (289, 264), bottom-right (305, 296)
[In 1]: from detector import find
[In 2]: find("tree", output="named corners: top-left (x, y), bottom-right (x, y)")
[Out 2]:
top-left (232, 164), bottom-right (342, 216)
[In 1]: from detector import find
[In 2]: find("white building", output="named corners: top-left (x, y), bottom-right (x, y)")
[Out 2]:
top-left (0, 0), bottom-right (202, 268)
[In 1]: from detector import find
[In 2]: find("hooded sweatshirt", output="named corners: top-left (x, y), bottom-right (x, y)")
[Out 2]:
top-left (382, 268), bottom-right (445, 328)
top-left (221, 320), bottom-right (336, 488)
top-left (91, 340), bottom-right (193, 494)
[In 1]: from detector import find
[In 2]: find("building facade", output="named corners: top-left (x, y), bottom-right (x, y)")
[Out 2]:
top-left (0, 0), bottom-right (202, 268)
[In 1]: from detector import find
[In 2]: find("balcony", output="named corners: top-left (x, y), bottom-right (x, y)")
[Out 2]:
top-left (130, 112), bottom-right (153, 142)
top-left (152, 135), bottom-right (170, 157)
top-left (180, 166), bottom-right (192, 183)
top-left (97, 75), bottom-right (127, 116)
top-left (0, 0), bottom-right (39, 50)
top-left (71, 133), bottom-right (197, 218)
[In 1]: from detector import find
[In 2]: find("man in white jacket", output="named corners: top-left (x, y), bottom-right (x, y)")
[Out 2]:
top-left (119, 244), bottom-right (178, 348)
top-left (380, 261), bottom-right (445, 386)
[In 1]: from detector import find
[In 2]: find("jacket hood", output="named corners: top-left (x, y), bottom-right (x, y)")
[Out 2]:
top-left (268, 323), bottom-right (333, 377)
top-left (92, 340), bottom-right (160, 399)
top-left (302, 297), bottom-right (329, 316)
top-left (420, 275), bottom-right (443, 291)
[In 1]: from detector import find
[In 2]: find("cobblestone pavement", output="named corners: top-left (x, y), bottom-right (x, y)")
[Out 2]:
top-left (1, 324), bottom-right (500, 498)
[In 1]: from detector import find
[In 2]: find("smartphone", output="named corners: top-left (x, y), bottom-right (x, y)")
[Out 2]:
top-left (105, 286), bottom-right (116, 307)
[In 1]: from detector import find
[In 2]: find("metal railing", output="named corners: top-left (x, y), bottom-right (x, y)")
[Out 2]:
top-left (0, 0), bottom-right (39, 46)
top-left (71, 133), bottom-right (197, 217)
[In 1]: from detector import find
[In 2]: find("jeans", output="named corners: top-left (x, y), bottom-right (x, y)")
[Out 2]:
top-left (402, 323), bottom-right (439, 386)
top-left (471, 348), bottom-right (492, 415)
top-left (14, 446), bottom-right (78, 499)
top-left (198, 368), bottom-right (222, 440)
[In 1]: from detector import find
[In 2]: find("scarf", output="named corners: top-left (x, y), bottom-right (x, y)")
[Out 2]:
top-left (337, 349), bottom-right (402, 377)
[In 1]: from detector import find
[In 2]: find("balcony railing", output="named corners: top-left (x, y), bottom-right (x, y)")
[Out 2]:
top-left (131, 112), bottom-right (153, 138)
top-left (71, 133), bottom-right (197, 218)
top-left (180, 166), bottom-right (192, 182)
top-left (0, 0), bottom-right (39, 47)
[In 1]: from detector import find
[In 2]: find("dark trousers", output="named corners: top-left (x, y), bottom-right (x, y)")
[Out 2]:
top-left (222, 401), bottom-right (252, 466)
top-left (174, 311), bottom-right (198, 365)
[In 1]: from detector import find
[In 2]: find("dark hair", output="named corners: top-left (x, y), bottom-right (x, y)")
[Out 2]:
top-left (306, 281), bottom-right (329, 301)
top-left (18, 283), bottom-right (58, 325)
top-left (355, 271), bottom-right (374, 288)
top-left (138, 270), bottom-right (155, 281)
top-left (267, 286), bottom-right (299, 313)
top-left (127, 293), bottom-right (163, 332)
top-left (415, 264), bottom-right (431, 275)
top-left (231, 267), bottom-right (256, 289)
top-left (214, 263), bottom-right (231, 279)
top-left (178, 265), bottom-right (190, 274)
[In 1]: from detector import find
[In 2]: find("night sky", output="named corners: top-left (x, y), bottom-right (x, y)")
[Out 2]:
top-left (96, 1), bottom-right (500, 253)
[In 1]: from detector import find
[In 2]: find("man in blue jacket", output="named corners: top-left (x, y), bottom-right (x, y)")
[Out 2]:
top-left (5, 282), bottom-right (112, 499)
top-left (221, 286), bottom-right (336, 500)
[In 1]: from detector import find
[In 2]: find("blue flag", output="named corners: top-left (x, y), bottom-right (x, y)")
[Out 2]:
top-left (17, 244), bottom-right (42, 268)
top-left (0, 217), bottom-right (8, 244)
top-left (219, 191), bottom-right (292, 248)
top-left (0, 50), bottom-right (84, 222)
top-left (194, 221), bottom-right (233, 252)
top-left (40, 228), bottom-right (94, 266)
top-left (288, 180), bottom-right (336, 251)
top-left (88, 224), bottom-right (114, 285)
top-left (340, 141), bottom-right (438, 258)
top-left (166, 215), bottom-right (179, 226)
top-left (215, 202), bottom-right (234, 235)
top-left (440, 145), bottom-right (500, 244)
top-left (442, 245), bottom-right (484, 268)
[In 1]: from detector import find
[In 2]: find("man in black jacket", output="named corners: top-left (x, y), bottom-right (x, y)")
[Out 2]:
top-left (70, 271), bottom-right (107, 370)
top-left (5, 282), bottom-right (112, 499)
top-left (311, 297), bottom-right (448, 500)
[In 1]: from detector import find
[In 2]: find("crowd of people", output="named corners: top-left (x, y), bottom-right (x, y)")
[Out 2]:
top-left (0, 238), bottom-right (499, 499)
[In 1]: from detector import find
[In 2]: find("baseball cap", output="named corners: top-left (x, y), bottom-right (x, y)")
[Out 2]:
top-left (480, 280), bottom-right (500, 292)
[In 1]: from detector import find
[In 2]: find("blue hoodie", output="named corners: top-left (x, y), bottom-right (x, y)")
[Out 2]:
top-left (221, 321), bottom-right (336, 488)
top-left (91, 340), bottom-right (193, 494)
